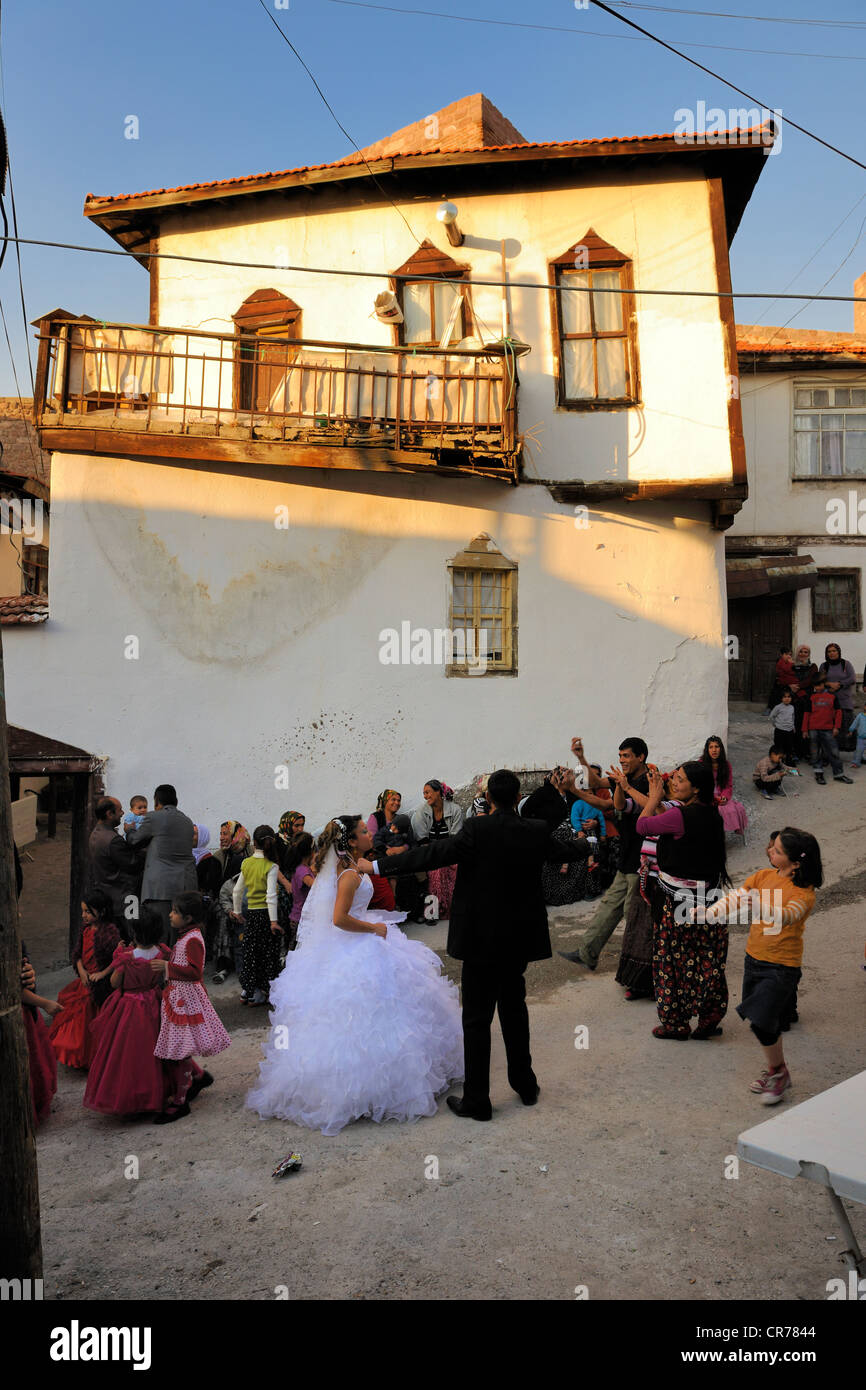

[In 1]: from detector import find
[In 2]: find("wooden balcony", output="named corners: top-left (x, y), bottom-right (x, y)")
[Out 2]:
top-left (33, 316), bottom-right (521, 482)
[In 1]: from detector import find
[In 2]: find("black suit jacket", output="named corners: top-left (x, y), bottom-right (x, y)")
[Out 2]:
top-left (379, 810), bottom-right (588, 963)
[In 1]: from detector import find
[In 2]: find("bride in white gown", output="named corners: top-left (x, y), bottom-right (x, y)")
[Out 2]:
top-left (247, 814), bottom-right (464, 1136)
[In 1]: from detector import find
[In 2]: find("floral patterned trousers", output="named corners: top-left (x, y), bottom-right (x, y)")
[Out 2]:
top-left (652, 891), bottom-right (729, 1036)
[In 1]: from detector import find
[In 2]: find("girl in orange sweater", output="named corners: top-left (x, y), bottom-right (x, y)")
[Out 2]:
top-left (704, 827), bottom-right (821, 1106)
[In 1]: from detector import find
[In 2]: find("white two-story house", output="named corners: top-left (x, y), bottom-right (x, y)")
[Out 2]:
top-left (7, 93), bottom-right (772, 829)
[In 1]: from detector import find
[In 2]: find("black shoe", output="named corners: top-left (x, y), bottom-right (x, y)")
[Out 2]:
top-left (558, 950), bottom-right (596, 970)
top-left (691, 1026), bottom-right (723, 1040)
top-left (518, 1084), bottom-right (540, 1106)
top-left (446, 1095), bottom-right (491, 1121)
top-left (153, 1101), bottom-right (191, 1125)
top-left (834, 775), bottom-right (853, 784)
top-left (815, 772), bottom-right (826, 785)
top-left (188, 1070), bottom-right (214, 1102)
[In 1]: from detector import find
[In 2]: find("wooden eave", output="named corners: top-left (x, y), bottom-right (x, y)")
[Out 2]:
top-left (84, 140), bottom-right (770, 265)
top-left (738, 351), bottom-right (866, 373)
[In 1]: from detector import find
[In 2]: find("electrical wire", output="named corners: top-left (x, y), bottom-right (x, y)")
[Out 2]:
top-left (253, 0), bottom-right (421, 248)
top-left (5, 233), bottom-right (866, 306)
top-left (589, 0), bottom-right (866, 174)
top-left (609, 3), bottom-right (866, 29)
top-left (321, 0), bottom-right (866, 62)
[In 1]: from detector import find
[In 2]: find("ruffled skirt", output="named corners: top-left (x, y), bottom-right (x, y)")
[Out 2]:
top-left (247, 912), bottom-right (464, 1136)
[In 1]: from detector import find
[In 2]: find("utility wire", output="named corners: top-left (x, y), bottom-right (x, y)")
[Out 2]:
top-left (253, 0), bottom-right (421, 247)
top-left (589, 0), bottom-right (866, 174)
top-left (322, 0), bottom-right (866, 62)
top-left (5, 233), bottom-right (866, 306)
top-left (754, 190), bottom-right (866, 327)
top-left (609, 3), bottom-right (866, 29)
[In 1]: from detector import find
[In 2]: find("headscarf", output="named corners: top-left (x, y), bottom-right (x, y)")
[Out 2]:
top-left (426, 779), bottom-right (454, 801)
top-left (278, 811), bottom-right (304, 844)
top-left (192, 824), bottom-right (211, 864)
top-left (221, 820), bottom-right (250, 854)
top-left (375, 789), bottom-right (400, 812)
top-left (471, 793), bottom-right (488, 816)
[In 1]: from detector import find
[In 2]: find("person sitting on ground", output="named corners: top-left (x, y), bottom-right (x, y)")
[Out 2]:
top-left (802, 676), bottom-right (852, 785)
top-left (753, 746), bottom-right (794, 799)
top-left (367, 791), bottom-right (401, 837)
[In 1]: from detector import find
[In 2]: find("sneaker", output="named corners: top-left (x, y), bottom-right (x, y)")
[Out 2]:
top-left (834, 775), bottom-right (854, 784)
top-left (758, 1066), bottom-right (792, 1106)
top-left (749, 1069), bottom-right (771, 1094)
top-left (760, 790), bottom-right (773, 800)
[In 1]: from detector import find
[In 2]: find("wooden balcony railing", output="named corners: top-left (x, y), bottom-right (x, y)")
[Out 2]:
top-left (33, 317), bottom-right (521, 480)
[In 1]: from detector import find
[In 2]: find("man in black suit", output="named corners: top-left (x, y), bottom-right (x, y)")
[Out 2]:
top-left (359, 768), bottom-right (588, 1121)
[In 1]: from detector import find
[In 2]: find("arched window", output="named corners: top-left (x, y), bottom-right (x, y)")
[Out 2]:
top-left (392, 241), bottom-right (473, 349)
top-left (447, 533), bottom-right (517, 676)
top-left (233, 289), bottom-right (302, 412)
top-left (549, 229), bottom-right (639, 408)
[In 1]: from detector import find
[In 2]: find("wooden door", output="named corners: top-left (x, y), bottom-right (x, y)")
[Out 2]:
top-left (727, 594), bottom-right (793, 702)
top-left (239, 324), bottom-right (298, 414)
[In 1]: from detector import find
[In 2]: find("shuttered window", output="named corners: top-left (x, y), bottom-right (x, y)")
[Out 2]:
top-left (811, 570), bottom-right (862, 631)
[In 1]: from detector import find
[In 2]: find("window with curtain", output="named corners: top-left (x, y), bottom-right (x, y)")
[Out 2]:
top-left (793, 383), bottom-right (866, 478)
top-left (392, 240), bottom-right (472, 349)
top-left (447, 534), bottom-right (517, 675)
top-left (549, 230), bottom-right (638, 408)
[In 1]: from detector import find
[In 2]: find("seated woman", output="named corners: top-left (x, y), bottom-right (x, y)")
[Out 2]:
top-left (700, 735), bottom-right (748, 838)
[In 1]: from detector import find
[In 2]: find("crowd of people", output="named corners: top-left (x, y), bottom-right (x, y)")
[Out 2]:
top-left (17, 690), bottom-right (855, 1132)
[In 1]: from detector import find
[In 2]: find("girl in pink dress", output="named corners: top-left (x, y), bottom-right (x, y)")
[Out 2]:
top-left (21, 950), bottom-right (60, 1126)
top-left (84, 908), bottom-right (170, 1117)
top-left (152, 892), bottom-right (231, 1124)
top-left (49, 891), bottom-right (121, 1069)
top-left (700, 735), bottom-right (748, 837)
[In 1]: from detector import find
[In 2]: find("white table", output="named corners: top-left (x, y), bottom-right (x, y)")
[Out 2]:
top-left (738, 1070), bottom-right (866, 1276)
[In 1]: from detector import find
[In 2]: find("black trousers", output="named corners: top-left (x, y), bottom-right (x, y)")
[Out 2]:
top-left (460, 957), bottom-right (535, 1109)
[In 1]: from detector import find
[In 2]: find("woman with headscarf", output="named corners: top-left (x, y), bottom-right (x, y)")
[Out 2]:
top-left (278, 811), bottom-right (306, 849)
top-left (276, 813), bottom-right (305, 938)
top-left (818, 643), bottom-right (857, 748)
top-left (367, 791), bottom-right (401, 836)
top-left (410, 780), bottom-right (463, 922)
top-left (790, 645), bottom-right (818, 759)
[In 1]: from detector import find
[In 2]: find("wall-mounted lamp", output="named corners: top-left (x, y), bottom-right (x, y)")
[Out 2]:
top-left (436, 200), bottom-right (464, 247)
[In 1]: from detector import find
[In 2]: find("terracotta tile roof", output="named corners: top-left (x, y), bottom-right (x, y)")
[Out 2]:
top-left (84, 104), bottom-right (773, 214)
top-left (737, 325), bottom-right (866, 356)
top-left (0, 593), bottom-right (48, 625)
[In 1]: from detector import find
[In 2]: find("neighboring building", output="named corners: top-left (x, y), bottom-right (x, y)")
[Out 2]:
top-left (0, 398), bottom-right (49, 617)
top-left (729, 312), bottom-right (866, 700)
top-left (7, 95), bottom-right (772, 827)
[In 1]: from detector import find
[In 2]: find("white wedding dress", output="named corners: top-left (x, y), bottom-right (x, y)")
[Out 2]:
top-left (246, 851), bottom-right (464, 1136)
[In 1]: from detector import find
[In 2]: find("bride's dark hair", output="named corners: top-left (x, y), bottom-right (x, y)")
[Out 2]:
top-left (313, 815), bottom-right (363, 873)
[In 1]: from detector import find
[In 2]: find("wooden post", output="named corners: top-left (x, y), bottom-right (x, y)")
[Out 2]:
top-left (0, 628), bottom-right (43, 1280)
top-left (69, 771), bottom-right (95, 958)
top-left (46, 775), bottom-right (57, 839)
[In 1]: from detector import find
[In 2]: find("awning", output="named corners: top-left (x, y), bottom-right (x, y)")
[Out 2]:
top-left (726, 554), bottom-right (817, 600)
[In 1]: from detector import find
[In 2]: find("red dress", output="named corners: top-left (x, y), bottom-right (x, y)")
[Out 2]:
top-left (49, 922), bottom-right (121, 1068)
top-left (84, 947), bottom-right (171, 1115)
top-left (23, 1005), bottom-right (58, 1125)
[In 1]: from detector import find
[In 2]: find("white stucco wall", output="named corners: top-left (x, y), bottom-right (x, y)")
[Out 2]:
top-left (734, 370), bottom-right (866, 673)
top-left (154, 163), bottom-right (735, 487)
top-left (5, 452), bottom-right (729, 830)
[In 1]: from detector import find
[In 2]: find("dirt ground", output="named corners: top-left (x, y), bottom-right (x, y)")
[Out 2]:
top-left (22, 707), bottom-right (866, 1301)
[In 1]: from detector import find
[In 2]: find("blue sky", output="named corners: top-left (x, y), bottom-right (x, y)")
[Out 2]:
top-left (2, 0), bottom-right (866, 394)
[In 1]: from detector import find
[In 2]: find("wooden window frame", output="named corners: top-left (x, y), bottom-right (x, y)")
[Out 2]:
top-left (232, 289), bottom-right (302, 413)
top-left (548, 228), bottom-right (640, 411)
top-left (21, 544), bottom-right (49, 597)
top-left (792, 380), bottom-right (866, 480)
top-left (810, 568), bottom-right (862, 632)
top-left (390, 240), bottom-right (473, 349)
top-left (446, 535), bottom-right (518, 677)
